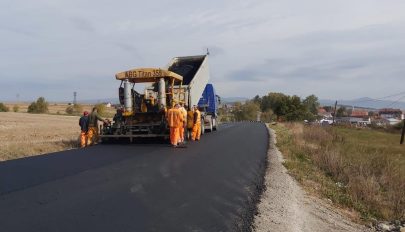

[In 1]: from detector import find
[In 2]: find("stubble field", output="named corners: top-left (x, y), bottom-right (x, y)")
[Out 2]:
top-left (0, 112), bottom-right (80, 161)
top-left (4, 102), bottom-right (116, 115)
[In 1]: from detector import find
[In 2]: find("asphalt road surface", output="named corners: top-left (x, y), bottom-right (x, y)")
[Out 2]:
top-left (0, 122), bottom-right (268, 232)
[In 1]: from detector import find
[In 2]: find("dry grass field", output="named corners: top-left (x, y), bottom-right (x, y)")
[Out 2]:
top-left (272, 123), bottom-right (405, 222)
top-left (0, 112), bottom-right (81, 162)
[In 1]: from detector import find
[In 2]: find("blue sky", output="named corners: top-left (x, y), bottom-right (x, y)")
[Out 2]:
top-left (1, 0), bottom-right (405, 102)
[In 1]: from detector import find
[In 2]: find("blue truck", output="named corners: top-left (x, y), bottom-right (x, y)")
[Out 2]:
top-left (198, 83), bottom-right (221, 133)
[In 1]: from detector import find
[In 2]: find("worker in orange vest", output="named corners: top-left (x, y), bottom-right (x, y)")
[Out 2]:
top-left (191, 105), bottom-right (201, 141)
top-left (186, 106), bottom-right (194, 140)
top-left (87, 107), bottom-right (107, 146)
top-left (166, 103), bottom-right (183, 147)
top-left (178, 103), bottom-right (187, 143)
top-left (79, 111), bottom-right (89, 148)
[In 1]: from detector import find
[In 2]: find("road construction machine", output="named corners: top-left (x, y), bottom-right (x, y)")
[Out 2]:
top-left (100, 55), bottom-right (219, 142)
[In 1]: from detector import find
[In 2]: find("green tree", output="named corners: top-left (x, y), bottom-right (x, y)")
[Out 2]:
top-left (28, 97), bottom-right (49, 113)
top-left (256, 92), bottom-right (322, 121)
top-left (261, 93), bottom-right (307, 121)
top-left (285, 95), bottom-right (306, 121)
top-left (0, 103), bottom-right (9, 112)
top-left (261, 92), bottom-right (289, 119)
top-left (303, 94), bottom-right (320, 115)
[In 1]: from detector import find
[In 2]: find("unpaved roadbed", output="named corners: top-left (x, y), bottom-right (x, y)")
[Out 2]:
top-left (253, 127), bottom-right (370, 232)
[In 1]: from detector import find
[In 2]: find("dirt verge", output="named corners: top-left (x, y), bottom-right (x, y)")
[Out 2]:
top-left (252, 126), bottom-right (371, 232)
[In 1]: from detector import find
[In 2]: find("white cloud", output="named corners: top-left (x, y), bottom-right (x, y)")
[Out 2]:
top-left (1, 0), bottom-right (405, 102)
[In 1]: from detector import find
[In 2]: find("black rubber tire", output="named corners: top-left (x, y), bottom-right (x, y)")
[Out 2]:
top-left (208, 119), bottom-right (213, 132)
top-left (201, 123), bottom-right (205, 135)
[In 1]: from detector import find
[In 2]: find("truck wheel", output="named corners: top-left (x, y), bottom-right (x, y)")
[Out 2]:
top-left (201, 123), bottom-right (205, 135)
top-left (213, 118), bottom-right (218, 131)
top-left (208, 119), bottom-right (213, 132)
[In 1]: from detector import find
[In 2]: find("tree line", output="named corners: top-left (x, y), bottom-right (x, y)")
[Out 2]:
top-left (231, 92), bottom-right (320, 122)
top-left (0, 97), bottom-right (107, 116)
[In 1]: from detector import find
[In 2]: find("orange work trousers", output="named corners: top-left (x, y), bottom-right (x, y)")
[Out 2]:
top-left (179, 126), bottom-right (185, 143)
top-left (80, 131), bottom-right (87, 148)
top-left (170, 127), bottom-right (180, 146)
top-left (192, 123), bottom-right (201, 141)
top-left (87, 127), bottom-right (98, 146)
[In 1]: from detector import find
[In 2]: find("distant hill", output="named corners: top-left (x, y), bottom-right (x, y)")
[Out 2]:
top-left (320, 97), bottom-right (405, 110)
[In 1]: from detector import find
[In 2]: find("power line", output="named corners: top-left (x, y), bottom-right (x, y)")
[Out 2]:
top-left (386, 95), bottom-right (405, 108)
top-left (350, 91), bottom-right (405, 103)
top-left (376, 91), bottom-right (405, 100)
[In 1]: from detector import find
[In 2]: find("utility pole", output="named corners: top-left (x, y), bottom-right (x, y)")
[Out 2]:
top-left (73, 91), bottom-right (77, 105)
top-left (401, 114), bottom-right (405, 145)
top-left (332, 100), bottom-right (337, 124)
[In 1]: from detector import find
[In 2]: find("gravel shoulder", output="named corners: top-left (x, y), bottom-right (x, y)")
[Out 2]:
top-left (253, 126), bottom-right (370, 232)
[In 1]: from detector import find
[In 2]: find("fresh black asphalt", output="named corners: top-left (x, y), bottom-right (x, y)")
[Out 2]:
top-left (0, 122), bottom-right (268, 232)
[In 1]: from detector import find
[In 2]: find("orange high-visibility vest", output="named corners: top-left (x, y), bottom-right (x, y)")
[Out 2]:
top-left (194, 109), bottom-right (201, 125)
top-left (187, 111), bottom-right (194, 129)
top-left (167, 108), bottom-right (183, 128)
top-left (180, 107), bottom-right (187, 124)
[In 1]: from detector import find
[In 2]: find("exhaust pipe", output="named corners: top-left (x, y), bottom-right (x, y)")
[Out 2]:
top-left (158, 78), bottom-right (166, 107)
top-left (124, 79), bottom-right (133, 113)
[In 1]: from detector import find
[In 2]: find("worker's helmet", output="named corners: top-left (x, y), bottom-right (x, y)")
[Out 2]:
top-left (83, 111), bottom-right (89, 116)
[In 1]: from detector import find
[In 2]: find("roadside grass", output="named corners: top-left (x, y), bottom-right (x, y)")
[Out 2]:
top-left (271, 123), bottom-right (405, 222)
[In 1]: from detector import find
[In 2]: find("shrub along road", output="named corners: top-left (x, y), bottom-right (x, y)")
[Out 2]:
top-left (0, 122), bottom-right (268, 232)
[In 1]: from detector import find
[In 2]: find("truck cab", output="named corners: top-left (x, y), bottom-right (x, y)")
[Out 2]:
top-left (198, 84), bottom-right (220, 132)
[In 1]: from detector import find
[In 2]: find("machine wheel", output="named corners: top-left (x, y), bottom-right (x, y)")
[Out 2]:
top-left (213, 118), bottom-right (218, 131)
